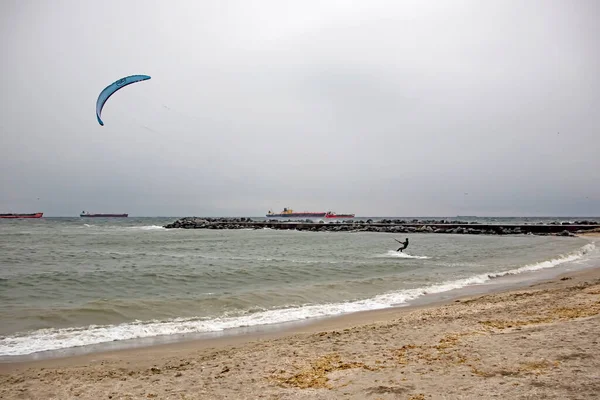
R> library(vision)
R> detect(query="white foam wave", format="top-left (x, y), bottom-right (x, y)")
top-left (81, 224), bottom-right (166, 231)
top-left (0, 243), bottom-right (595, 357)
top-left (375, 250), bottom-right (430, 259)
top-left (487, 242), bottom-right (596, 279)
top-left (128, 225), bottom-right (166, 231)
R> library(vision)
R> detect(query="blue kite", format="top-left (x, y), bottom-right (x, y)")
top-left (96, 75), bottom-right (151, 126)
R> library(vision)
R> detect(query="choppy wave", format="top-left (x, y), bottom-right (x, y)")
top-left (487, 242), bottom-right (596, 279)
top-left (192, 254), bottom-right (344, 264)
top-left (128, 225), bottom-right (166, 231)
top-left (1, 242), bottom-right (595, 357)
top-left (375, 250), bottom-right (430, 259)
top-left (82, 224), bottom-right (166, 231)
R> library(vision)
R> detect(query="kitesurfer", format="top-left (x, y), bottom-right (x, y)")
top-left (395, 238), bottom-right (409, 252)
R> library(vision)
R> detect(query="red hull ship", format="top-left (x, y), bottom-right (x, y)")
top-left (0, 212), bottom-right (43, 219)
top-left (325, 211), bottom-right (355, 219)
top-left (80, 211), bottom-right (128, 218)
top-left (266, 208), bottom-right (355, 219)
top-left (266, 208), bottom-right (326, 218)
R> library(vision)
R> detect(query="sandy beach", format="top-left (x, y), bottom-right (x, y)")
top-left (4, 0), bottom-right (600, 397)
top-left (1, 262), bottom-right (599, 400)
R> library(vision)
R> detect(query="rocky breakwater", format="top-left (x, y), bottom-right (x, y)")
top-left (165, 217), bottom-right (257, 230)
top-left (163, 218), bottom-right (600, 236)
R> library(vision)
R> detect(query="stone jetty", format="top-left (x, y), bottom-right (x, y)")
top-left (164, 217), bottom-right (600, 236)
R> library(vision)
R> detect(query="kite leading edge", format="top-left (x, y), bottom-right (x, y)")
top-left (96, 75), bottom-right (151, 126)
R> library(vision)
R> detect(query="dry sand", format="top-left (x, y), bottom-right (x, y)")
top-left (580, 231), bottom-right (600, 237)
top-left (1, 267), bottom-right (600, 400)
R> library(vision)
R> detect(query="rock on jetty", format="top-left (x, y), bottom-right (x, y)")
top-left (163, 217), bottom-right (600, 236)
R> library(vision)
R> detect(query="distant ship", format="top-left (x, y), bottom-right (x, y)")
top-left (0, 212), bottom-right (43, 219)
top-left (80, 211), bottom-right (128, 218)
top-left (266, 208), bottom-right (326, 218)
top-left (325, 211), bottom-right (355, 219)
top-left (266, 208), bottom-right (356, 219)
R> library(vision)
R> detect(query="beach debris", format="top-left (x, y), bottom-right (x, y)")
top-left (366, 384), bottom-right (414, 395)
top-left (471, 359), bottom-right (560, 378)
top-left (480, 299), bottom-right (600, 331)
top-left (273, 353), bottom-right (378, 389)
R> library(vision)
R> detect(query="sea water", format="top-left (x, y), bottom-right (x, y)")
top-left (0, 217), bottom-right (598, 359)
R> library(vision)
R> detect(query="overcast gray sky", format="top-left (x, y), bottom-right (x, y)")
top-left (1, 0), bottom-right (598, 217)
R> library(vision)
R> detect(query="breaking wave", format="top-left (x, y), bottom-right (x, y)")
top-left (0, 243), bottom-right (595, 357)
top-left (375, 250), bottom-right (430, 259)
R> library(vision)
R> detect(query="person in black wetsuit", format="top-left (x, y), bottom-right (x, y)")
top-left (395, 238), bottom-right (409, 252)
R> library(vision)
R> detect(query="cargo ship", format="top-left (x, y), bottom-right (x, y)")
top-left (80, 211), bottom-right (128, 218)
top-left (0, 212), bottom-right (43, 219)
top-left (266, 208), bottom-right (326, 218)
top-left (325, 211), bottom-right (355, 219)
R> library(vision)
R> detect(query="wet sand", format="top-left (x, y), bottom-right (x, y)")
top-left (1, 264), bottom-right (600, 399)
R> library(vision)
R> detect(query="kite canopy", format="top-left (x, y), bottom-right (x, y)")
top-left (96, 75), bottom-right (151, 126)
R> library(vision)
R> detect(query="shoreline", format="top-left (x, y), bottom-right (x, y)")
top-left (1, 266), bottom-right (599, 399)
top-left (1, 235), bottom-right (598, 366)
